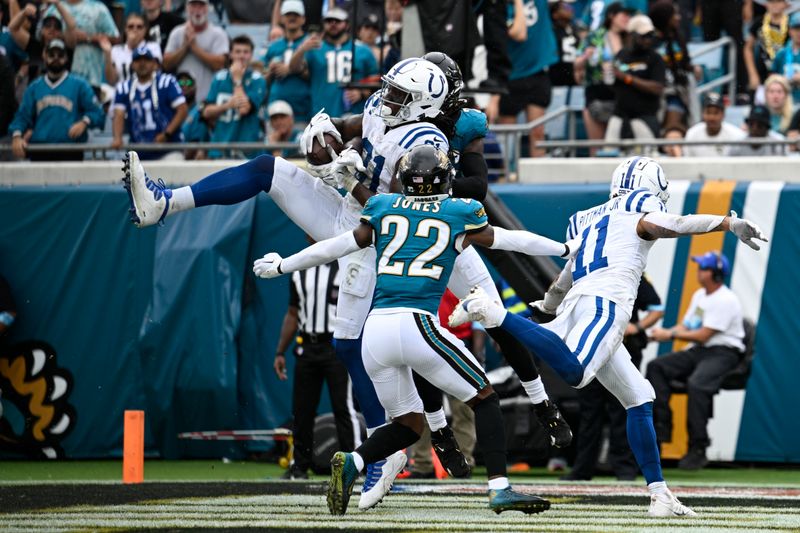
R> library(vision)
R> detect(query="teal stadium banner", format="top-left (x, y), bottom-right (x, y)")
top-left (0, 182), bottom-right (798, 462)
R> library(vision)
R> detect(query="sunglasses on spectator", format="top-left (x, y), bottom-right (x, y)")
top-left (46, 50), bottom-right (67, 58)
top-left (178, 79), bottom-right (195, 87)
top-left (127, 23), bottom-right (145, 29)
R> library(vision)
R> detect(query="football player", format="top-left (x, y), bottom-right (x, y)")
top-left (449, 156), bottom-right (767, 517)
top-left (252, 144), bottom-right (578, 515)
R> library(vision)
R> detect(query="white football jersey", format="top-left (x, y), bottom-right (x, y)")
top-left (566, 188), bottom-right (666, 318)
top-left (343, 93), bottom-right (449, 213)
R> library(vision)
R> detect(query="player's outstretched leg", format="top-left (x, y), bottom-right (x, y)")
top-left (122, 151), bottom-right (277, 227)
top-left (450, 286), bottom-right (584, 386)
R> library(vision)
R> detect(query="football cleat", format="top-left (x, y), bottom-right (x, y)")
top-left (533, 400), bottom-right (573, 448)
top-left (448, 286), bottom-right (506, 329)
top-left (488, 487), bottom-right (550, 514)
top-left (358, 450), bottom-right (407, 511)
top-left (648, 489), bottom-right (697, 517)
top-left (431, 426), bottom-right (472, 478)
top-left (361, 458), bottom-right (385, 494)
top-left (122, 150), bottom-right (172, 227)
top-left (327, 451), bottom-right (359, 516)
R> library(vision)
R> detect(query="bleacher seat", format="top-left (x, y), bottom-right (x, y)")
top-left (688, 41), bottom-right (725, 85)
top-left (725, 105), bottom-right (750, 129)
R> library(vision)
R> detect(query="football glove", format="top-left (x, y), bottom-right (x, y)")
top-left (331, 148), bottom-right (366, 192)
top-left (728, 210), bottom-right (768, 251)
top-left (299, 109), bottom-right (342, 154)
top-left (253, 252), bottom-right (284, 279)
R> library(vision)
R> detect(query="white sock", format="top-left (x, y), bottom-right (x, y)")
top-left (488, 477), bottom-right (510, 490)
top-left (170, 186), bottom-right (196, 214)
top-left (351, 452), bottom-right (365, 472)
top-left (486, 305), bottom-right (508, 328)
top-left (522, 377), bottom-right (549, 404)
top-left (425, 409), bottom-right (447, 432)
top-left (648, 481), bottom-right (668, 495)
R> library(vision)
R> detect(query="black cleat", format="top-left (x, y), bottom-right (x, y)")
top-left (533, 400), bottom-right (573, 448)
top-left (431, 426), bottom-right (472, 478)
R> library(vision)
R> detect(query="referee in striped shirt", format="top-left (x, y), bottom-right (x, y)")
top-left (274, 258), bottom-right (359, 479)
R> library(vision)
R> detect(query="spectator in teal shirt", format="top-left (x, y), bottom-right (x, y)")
top-left (771, 12), bottom-right (800, 102)
top-left (266, 100), bottom-right (303, 158)
top-left (203, 35), bottom-right (267, 158)
top-left (288, 7), bottom-right (378, 118)
top-left (264, 0), bottom-right (312, 122)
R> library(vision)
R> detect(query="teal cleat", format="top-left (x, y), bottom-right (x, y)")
top-left (327, 451), bottom-right (360, 515)
top-left (488, 487), bottom-right (550, 515)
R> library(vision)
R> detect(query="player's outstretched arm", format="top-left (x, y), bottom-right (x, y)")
top-left (638, 210), bottom-right (768, 250)
top-left (451, 138), bottom-right (489, 202)
top-left (253, 224), bottom-right (373, 278)
top-left (464, 226), bottom-right (578, 258)
top-left (531, 259), bottom-right (574, 316)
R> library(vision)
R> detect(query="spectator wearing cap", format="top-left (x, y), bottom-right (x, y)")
top-left (263, 0), bottom-right (312, 122)
top-left (163, 0), bottom-right (229, 102)
top-left (102, 13), bottom-right (162, 86)
top-left (771, 12), bottom-right (800, 102)
top-left (141, 0), bottom-right (185, 53)
top-left (604, 14), bottom-right (666, 151)
top-left (111, 46), bottom-right (188, 159)
top-left (7, 0), bottom-right (77, 75)
top-left (573, 2), bottom-right (631, 156)
top-left (289, 7), bottom-right (378, 118)
top-left (581, 0), bottom-right (644, 32)
top-left (9, 39), bottom-right (103, 161)
top-left (203, 35), bottom-right (267, 158)
top-left (647, 251), bottom-right (746, 471)
top-left (684, 93), bottom-right (747, 157)
top-left (43, 0), bottom-right (120, 90)
top-left (491, 0), bottom-right (558, 157)
top-left (266, 100), bottom-right (303, 158)
top-left (745, 0), bottom-right (789, 95)
top-left (730, 104), bottom-right (787, 155)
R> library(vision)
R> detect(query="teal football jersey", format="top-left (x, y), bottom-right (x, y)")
top-left (361, 194), bottom-right (489, 315)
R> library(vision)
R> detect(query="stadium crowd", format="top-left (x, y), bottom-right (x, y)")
top-left (2, 0), bottom-right (800, 163)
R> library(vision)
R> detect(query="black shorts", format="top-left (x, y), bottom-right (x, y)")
top-left (499, 70), bottom-right (552, 116)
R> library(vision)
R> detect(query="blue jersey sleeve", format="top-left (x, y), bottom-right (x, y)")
top-left (566, 213), bottom-right (579, 240)
top-left (398, 125), bottom-right (449, 152)
top-left (8, 82), bottom-right (36, 135)
top-left (160, 74), bottom-right (184, 107)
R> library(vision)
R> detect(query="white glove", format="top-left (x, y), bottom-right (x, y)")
top-left (728, 210), bottom-right (768, 251)
top-left (299, 108), bottom-right (343, 154)
top-left (253, 252), bottom-right (284, 278)
top-left (530, 299), bottom-right (557, 316)
top-left (331, 148), bottom-right (367, 192)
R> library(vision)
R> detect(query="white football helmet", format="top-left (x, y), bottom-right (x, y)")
top-left (610, 156), bottom-right (670, 205)
top-left (377, 58), bottom-right (447, 127)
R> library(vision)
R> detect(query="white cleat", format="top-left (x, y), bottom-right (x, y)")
top-left (648, 489), bottom-right (697, 517)
top-left (358, 451), bottom-right (407, 511)
top-left (448, 285), bottom-right (505, 329)
top-left (122, 150), bottom-right (172, 227)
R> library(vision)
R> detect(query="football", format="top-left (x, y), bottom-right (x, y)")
top-left (306, 133), bottom-right (344, 166)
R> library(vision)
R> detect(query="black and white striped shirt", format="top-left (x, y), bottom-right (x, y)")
top-left (289, 262), bottom-right (340, 335)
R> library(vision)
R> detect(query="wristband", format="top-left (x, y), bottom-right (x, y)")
top-left (624, 74), bottom-right (633, 85)
top-left (275, 352), bottom-right (285, 357)
top-left (669, 330), bottom-right (676, 340)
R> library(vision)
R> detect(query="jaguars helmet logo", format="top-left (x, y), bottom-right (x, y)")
top-left (0, 341), bottom-right (76, 458)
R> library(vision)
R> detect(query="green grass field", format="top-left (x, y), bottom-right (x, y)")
top-left (2, 461), bottom-right (799, 531)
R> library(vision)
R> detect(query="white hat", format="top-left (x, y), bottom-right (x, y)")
top-left (324, 7), bottom-right (349, 21)
top-left (268, 100), bottom-right (294, 117)
top-left (627, 14), bottom-right (655, 35)
top-left (280, 0), bottom-right (305, 16)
